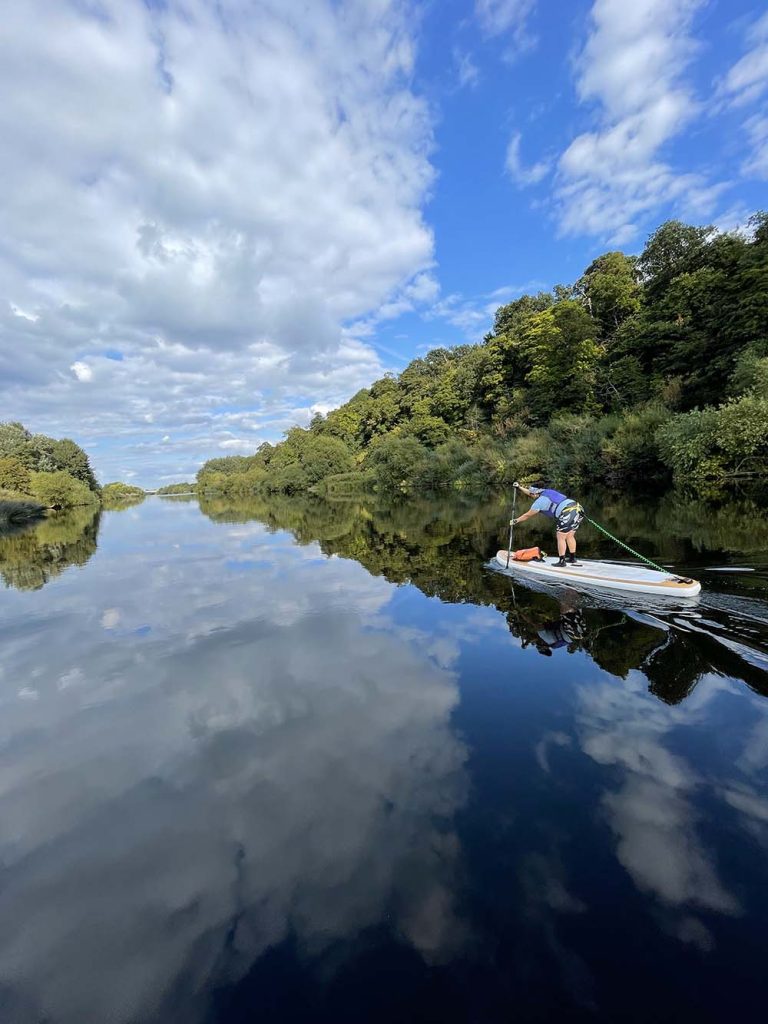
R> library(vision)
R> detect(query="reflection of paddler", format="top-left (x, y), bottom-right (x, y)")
top-left (513, 590), bottom-right (587, 656)
top-left (535, 608), bottom-right (587, 651)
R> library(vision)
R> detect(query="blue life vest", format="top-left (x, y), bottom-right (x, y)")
top-left (538, 488), bottom-right (569, 518)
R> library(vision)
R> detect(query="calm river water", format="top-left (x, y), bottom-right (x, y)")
top-left (1, 490), bottom-right (767, 1023)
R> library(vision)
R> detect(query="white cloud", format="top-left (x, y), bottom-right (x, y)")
top-left (310, 401), bottom-right (336, 417)
top-left (0, 0), bottom-right (435, 479)
top-left (505, 132), bottom-right (551, 186)
top-left (719, 11), bottom-right (768, 108)
top-left (10, 303), bottom-right (38, 323)
top-left (100, 608), bottom-right (121, 629)
top-left (712, 203), bottom-right (753, 235)
top-left (555, 0), bottom-right (723, 242)
top-left (430, 294), bottom-right (491, 336)
top-left (345, 270), bottom-right (439, 346)
top-left (718, 13), bottom-right (768, 181)
top-left (218, 437), bottom-right (255, 451)
top-left (743, 114), bottom-right (768, 178)
top-left (453, 48), bottom-right (479, 89)
top-left (70, 361), bottom-right (94, 382)
top-left (430, 280), bottom-right (547, 339)
top-left (577, 671), bottom-right (742, 922)
top-left (475, 0), bottom-right (536, 48)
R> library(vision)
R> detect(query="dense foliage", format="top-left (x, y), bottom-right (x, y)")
top-left (188, 211), bottom-right (762, 496)
top-left (27, 471), bottom-right (99, 509)
top-left (0, 422), bottom-right (99, 490)
top-left (0, 422), bottom-right (101, 508)
top-left (157, 482), bottom-right (197, 494)
top-left (102, 482), bottom-right (147, 509)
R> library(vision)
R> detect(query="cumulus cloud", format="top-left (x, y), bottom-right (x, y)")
top-left (505, 132), bottom-right (551, 186)
top-left (0, 0), bottom-right (436, 481)
top-left (70, 361), bottom-right (94, 382)
top-left (555, 0), bottom-right (724, 243)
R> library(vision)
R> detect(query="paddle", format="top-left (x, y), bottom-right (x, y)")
top-left (506, 484), bottom-right (518, 568)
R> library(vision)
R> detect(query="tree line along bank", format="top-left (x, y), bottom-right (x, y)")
top-left (197, 213), bottom-right (768, 500)
top-left (0, 422), bottom-right (197, 517)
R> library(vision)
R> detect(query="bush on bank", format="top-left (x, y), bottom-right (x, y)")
top-left (28, 471), bottom-right (100, 509)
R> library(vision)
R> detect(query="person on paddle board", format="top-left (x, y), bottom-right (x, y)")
top-left (510, 481), bottom-right (584, 567)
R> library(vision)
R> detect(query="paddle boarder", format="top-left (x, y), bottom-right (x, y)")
top-left (511, 482), bottom-right (584, 567)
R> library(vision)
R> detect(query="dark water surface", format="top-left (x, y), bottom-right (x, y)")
top-left (1, 492), bottom-right (767, 1023)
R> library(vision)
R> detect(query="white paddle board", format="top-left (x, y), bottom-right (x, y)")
top-left (495, 551), bottom-right (701, 597)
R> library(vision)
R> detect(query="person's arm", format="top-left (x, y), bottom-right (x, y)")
top-left (513, 481), bottom-right (536, 498)
top-left (512, 508), bottom-right (539, 525)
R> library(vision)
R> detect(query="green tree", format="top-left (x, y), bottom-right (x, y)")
top-left (0, 423), bottom-right (38, 468)
top-left (365, 436), bottom-right (429, 494)
top-left (157, 482), bottom-right (197, 494)
top-left (50, 438), bottom-right (100, 492)
top-left (657, 394), bottom-right (768, 480)
top-left (576, 251), bottom-right (641, 334)
top-left (730, 346), bottom-right (768, 398)
top-left (298, 435), bottom-right (355, 486)
top-left (600, 404), bottom-right (672, 484)
top-left (492, 291), bottom-right (553, 337)
top-left (610, 224), bottom-right (767, 409)
top-left (359, 376), bottom-right (402, 442)
top-left (101, 482), bottom-right (146, 508)
top-left (322, 396), bottom-right (368, 449)
top-left (517, 302), bottom-right (602, 420)
top-left (0, 423), bottom-right (99, 492)
top-left (638, 220), bottom-right (715, 294)
top-left (399, 414), bottom-right (451, 447)
top-left (28, 471), bottom-right (99, 509)
top-left (0, 457), bottom-right (32, 494)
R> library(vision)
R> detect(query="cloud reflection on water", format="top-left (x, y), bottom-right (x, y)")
top-left (0, 514), bottom-right (469, 1023)
top-left (575, 671), bottom-right (750, 947)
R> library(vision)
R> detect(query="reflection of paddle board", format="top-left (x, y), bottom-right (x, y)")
top-left (495, 551), bottom-right (701, 597)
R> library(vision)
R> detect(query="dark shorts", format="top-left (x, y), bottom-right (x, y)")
top-left (556, 504), bottom-right (584, 533)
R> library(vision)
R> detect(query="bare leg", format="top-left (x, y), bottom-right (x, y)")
top-left (556, 531), bottom-right (567, 556)
top-left (566, 533), bottom-right (576, 554)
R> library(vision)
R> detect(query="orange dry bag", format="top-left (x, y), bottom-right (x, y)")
top-left (512, 546), bottom-right (545, 562)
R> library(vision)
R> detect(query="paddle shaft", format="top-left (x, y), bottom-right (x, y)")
top-left (506, 487), bottom-right (517, 568)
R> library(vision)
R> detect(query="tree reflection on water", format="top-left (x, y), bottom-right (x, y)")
top-left (0, 507), bottom-right (101, 591)
top-left (199, 488), bottom-right (768, 704)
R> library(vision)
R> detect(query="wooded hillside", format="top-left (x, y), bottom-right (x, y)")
top-left (198, 213), bottom-right (768, 497)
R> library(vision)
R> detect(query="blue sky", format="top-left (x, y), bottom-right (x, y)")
top-left (1, 0), bottom-right (766, 484)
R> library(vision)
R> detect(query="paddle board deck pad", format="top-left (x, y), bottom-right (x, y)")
top-left (495, 551), bottom-right (701, 597)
